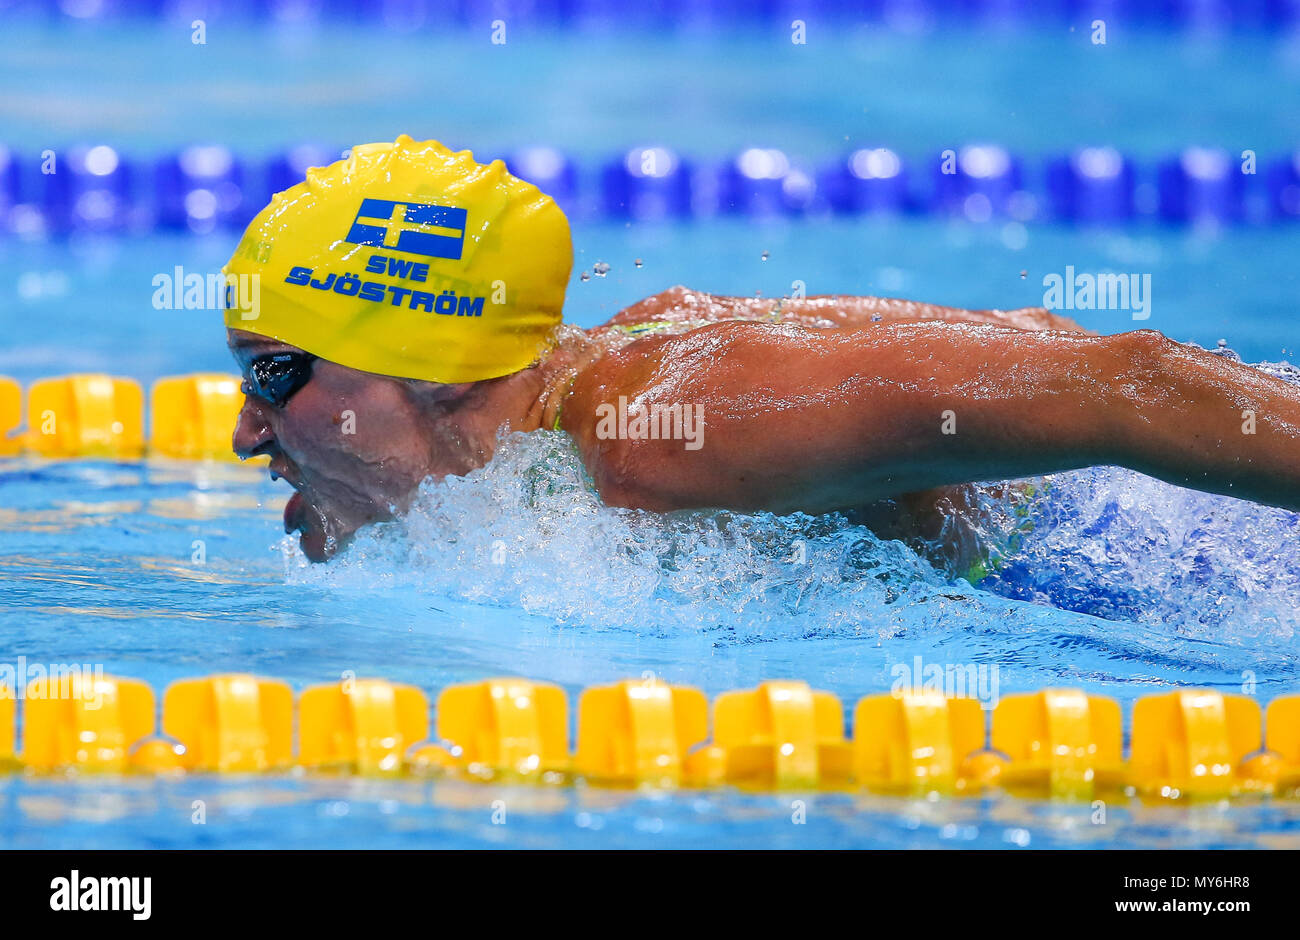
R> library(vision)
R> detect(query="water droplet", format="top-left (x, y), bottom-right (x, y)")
top-left (579, 271), bottom-right (590, 282)
top-left (1217, 338), bottom-right (1228, 348)
top-left (760, 250), bottom-right (770, 261)
top-left (1019, 270), bottom-right (1027, 279)
top-left (593, 261), bottom-right (610, 276)
top-left (633, 258), bottom-right (643, 268)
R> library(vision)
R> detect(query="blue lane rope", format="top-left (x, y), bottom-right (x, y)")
top-left (10, 0), bottom-right (1300, 33)
top-left (0, 143), bottom-right (1296, 234)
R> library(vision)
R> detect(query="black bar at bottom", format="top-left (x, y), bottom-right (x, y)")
top-left (0, 849), bottom-right (1283, 924)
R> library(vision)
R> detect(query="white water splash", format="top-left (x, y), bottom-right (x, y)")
top-left (286, 429), bottom-right (952, 637)
top-left (973, 354), bottom-right (1300, 645)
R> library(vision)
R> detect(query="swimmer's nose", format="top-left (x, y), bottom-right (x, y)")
top-left (232, 395), bottom-right (278, 460)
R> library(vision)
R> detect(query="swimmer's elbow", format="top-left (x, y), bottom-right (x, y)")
top-left (584, 436), bottom-right (715, 512)
top-left (581, 437), bottom-right (659, 510)
top-left (1108, 328), bottom-right (1179, 389)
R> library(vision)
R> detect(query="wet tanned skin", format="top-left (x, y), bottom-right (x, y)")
top-left (231, 287), bottom-right (1300, 562)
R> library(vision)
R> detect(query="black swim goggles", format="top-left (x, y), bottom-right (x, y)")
top-left (240, 352), bottom-right (318, 409)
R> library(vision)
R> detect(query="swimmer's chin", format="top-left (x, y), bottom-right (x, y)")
top-left (288, 503), bottom-right (352, 563)
top-left (297, 527), bottom-right (336, 563)
top-left (296, 516), bottom-right (362, 563)
top-left (288, 492), bottom-right (397, 563)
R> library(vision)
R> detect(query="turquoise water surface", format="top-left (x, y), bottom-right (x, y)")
top-left (2, 19), bottom-right (1300, 848)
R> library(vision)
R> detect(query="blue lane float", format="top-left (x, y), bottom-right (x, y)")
top-left (715, 148), bottom-right (814, 217)
top-left (21, 0), bottom-right (1300, 30)
top-left (1046, 147), bottom-right (1136, 224)
top-left (817, 147), bottom-right (910, 215)
top-left (1266, 152), bottom-right (1300, 221)
top-left (263, 144), bottom-right (341, 206)
top-left (1158, 146), bottom-right (1244, 223)
top-left (42, 144), bottom-right (135, 234)
top-left (602, 146), bottom-right (694, 220)
top-left (505, 146), bottom-right (579, 210)
top-left (155, 145), bottom-right (249, 233)
top-left (929, 144), bottom-right (1026, 221)
top-left (0, 146), bottom-right (21, 222)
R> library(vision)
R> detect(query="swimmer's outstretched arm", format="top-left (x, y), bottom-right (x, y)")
top-left (569, 321), bottom-right (1300, 515)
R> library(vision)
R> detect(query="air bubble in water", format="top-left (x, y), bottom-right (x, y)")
top-left (760, 250), bottom-right (770, 261)
top-left (634, 258), bottom-right (643, 268)
top-left (593, 261), bottom-right (610, 276)
top-left (579, 271), bottom-right (590, 282)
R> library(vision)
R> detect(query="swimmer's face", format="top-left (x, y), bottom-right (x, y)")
top-left (228, 329), bottom-right (444, 562)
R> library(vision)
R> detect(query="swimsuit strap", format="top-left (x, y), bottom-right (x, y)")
top-left (609, 301), bottom-right (785, 340)
top-left (551, 370), bottom-right (579, 431)
top-left (609, 318), bottom-right (707, 337)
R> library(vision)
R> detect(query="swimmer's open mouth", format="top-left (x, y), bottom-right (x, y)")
top-left (268, 458), bottom-right (302, 490)
top-left (269, 460), bottom-right (309, 535)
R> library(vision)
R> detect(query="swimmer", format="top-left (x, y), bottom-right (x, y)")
top-left (226, 137), bottom-right (1300, 562)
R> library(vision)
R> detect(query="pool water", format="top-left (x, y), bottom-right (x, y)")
top-left (3, 18), bottom-right (1300, 848)
top-left (5, 425), bottom-right (1300, 848)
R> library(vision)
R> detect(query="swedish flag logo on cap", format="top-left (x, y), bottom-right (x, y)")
top-left (345, 198), bottom-right (467, 259)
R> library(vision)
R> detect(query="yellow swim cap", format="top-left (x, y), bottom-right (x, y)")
top-left (223, 135), bottom-right (572, 384)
